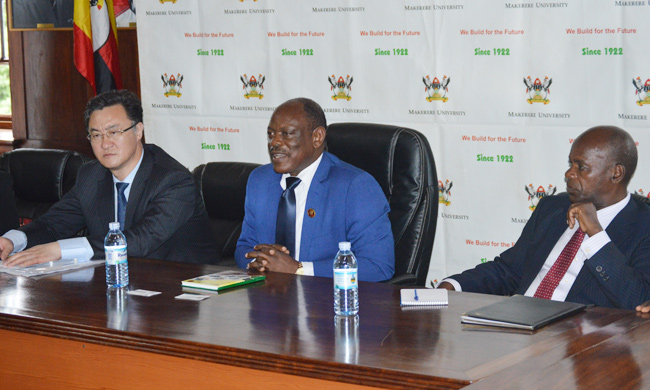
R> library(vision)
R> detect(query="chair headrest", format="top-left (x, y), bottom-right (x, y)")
top-left (0, 148), bottom-right (88, 202)
top-left (326, 123), bottom-right (437, 200)
top-left (192, 162), bottom-right (261, 220)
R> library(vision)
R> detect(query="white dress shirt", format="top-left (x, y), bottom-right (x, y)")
top-left (278, 153), bottom-right (323, 276)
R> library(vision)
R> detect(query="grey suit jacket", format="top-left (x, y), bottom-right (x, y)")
top-left (21, 144), bottom-right (219, 264)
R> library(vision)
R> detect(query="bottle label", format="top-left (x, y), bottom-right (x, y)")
top-left (334, 269), bottom-right (358, 290)
top-left (105, 245), bottom-right (127, 265)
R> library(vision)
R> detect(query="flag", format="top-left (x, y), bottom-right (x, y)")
top-left (73, 0), bottom-right (123, 95)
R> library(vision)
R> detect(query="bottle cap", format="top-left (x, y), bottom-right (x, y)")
top-left (338, 241), bottom-right (351, 251)
top-left (109, 222), bottom-right (121, 230)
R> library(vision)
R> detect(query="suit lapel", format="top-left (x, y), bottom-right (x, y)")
top-left (603, 197), bottom-right (638, 244)
top-left (97, 170), bottom-right (115, 229)
top-left (299, 153), bottom-right (332, 260)
top-left (263, 170), bottom-right (283, 245)
top-left (124, 146), bottom-right (153, 230)
top-left (518, 201), bottom-right (571, 293)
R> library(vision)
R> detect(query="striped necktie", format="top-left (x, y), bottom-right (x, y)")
top-left (534, 229), bottom-right (586, 299)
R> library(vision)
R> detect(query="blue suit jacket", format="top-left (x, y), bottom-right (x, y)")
top-left (450, 193), bottom-right (650, 309)
top-left (235, 152), bottom-right (395, 282)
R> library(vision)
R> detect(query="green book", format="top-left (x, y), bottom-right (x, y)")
top-left (181, 270), bottom-right (265, 291)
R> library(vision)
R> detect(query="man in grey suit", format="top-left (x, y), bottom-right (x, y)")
top-left (0, 90), bottom-right (218, 266)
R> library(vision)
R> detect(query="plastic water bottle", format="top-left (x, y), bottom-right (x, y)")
top-left (333, 241), bottom-right (358, 315)
top-left (105, 222), bottom-right (129, 288)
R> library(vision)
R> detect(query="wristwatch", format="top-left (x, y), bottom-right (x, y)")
top-left (295, 261), bottom-right (305, 275)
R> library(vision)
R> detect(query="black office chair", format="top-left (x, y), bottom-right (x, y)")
top-left (0, 148), bottom-right (89, 225)
top-left (327, 123), bottom-right (438, 286)
top-left (192, 162), bottom-right (261, 265)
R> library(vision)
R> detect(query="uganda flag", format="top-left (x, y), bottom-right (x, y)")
top-left (73, 0), bottom-right (123, 95)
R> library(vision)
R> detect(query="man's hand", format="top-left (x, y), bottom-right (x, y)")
top-left (245, 243), bottom-right (299, 274)
top-left (0, 237), bottom-right (14, 261)
top-left (437, 281), bottom-right (456, 291)
top-left (637, 301), bottom-right (650, 313)
top-left (3, 242), bottom-right (62, 267)
top-left (567, 202), bottom-right (603, 237)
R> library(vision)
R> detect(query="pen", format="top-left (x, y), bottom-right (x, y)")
top-left (414, 290), bottom-right (419, 301)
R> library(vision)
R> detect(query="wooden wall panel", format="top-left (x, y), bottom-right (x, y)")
top-left (8, 28), bottom-right (140, 158)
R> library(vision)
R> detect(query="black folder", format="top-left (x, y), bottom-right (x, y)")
top-left (461, 295), bottom-right (588, 331)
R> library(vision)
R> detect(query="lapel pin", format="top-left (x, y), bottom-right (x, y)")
top-left (308, 208), bottom-right (316, 218)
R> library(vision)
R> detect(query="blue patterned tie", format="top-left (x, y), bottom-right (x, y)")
top-left (275, 177), bottom-right (301, 256)
top-left (116, 182), bottom-right (129, 230)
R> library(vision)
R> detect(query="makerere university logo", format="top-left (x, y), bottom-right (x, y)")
top-left (159, 0), bottom-right (177, 3)
top-left (161, 73), bottom-right (183, 97)
top-left (523, 76), bottom-right (552, 104)
top-left (438, 179), bottom-right (453, 206)
top-left (525, 184), bottom-right (556, 211)
top-left (423, 75), bottom-right (450, 102)
top-left (633, 77), bottom-right (650, 106)
top-left (328, 75), bottom-right (353, 101)
top-left (240, 74), bottom-right (265, 99)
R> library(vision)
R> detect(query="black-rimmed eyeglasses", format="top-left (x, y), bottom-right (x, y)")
top-left (87, 122), bottom-right (137, 143)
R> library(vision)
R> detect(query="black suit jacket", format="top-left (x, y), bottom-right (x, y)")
top-left (450, 194), bottom-right (650, 309)
top-left (21, 144), bottom-right (219, 264)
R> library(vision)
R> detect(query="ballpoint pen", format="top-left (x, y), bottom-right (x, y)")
top-left (414, 290), bottom-right (419, 301)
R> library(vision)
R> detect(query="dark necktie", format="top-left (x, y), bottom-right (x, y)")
top-left (275, 177), bottom-right (301, 255)
top-left (533, 228), bottom-right (586, 299)
top-left (116, 182), bottom-right (129, 230)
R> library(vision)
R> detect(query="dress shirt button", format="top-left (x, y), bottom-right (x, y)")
top-left (595, 266), bottom-right (603, 272)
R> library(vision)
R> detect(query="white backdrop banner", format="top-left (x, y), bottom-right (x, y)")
top-left (136, 1), bottom-right (650, 286)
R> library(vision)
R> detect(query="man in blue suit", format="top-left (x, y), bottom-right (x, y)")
top-left (235, 98), bottom-right (394, 282)
top-left (439, 126), bottom-right (650, 310)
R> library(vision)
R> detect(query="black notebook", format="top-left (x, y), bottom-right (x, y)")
top-left (461, 295), bottom-right (588, 331)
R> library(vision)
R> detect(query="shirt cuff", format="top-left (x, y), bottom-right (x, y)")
top-left (2, 230), bottom-right (27, 254)
top-left (301, 261), bottom-right (314, 276)
top-left (581, 230), bottom-right (611, 259)
top-left (437, 278), bottom-right (462, 292)
top-left (58, 237), bottom-right (94, 260)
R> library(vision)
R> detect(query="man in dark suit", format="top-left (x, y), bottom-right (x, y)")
top-left (439, 126), bottom-right (650, 309)
top-left (235, 98), bottom-right (394, 282)
top-left (0, 90), bottom-right (218, 266)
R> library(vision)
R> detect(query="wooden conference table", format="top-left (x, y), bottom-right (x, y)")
top-left (0, 258), bottom-right (649, 389)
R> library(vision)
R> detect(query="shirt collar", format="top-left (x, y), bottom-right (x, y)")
top-left (596, 192), bottom-right (631, 230)
top-left (112, 149), bottom-right (145, 186)
top-left (280, 153), bottom-right (323, 190)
